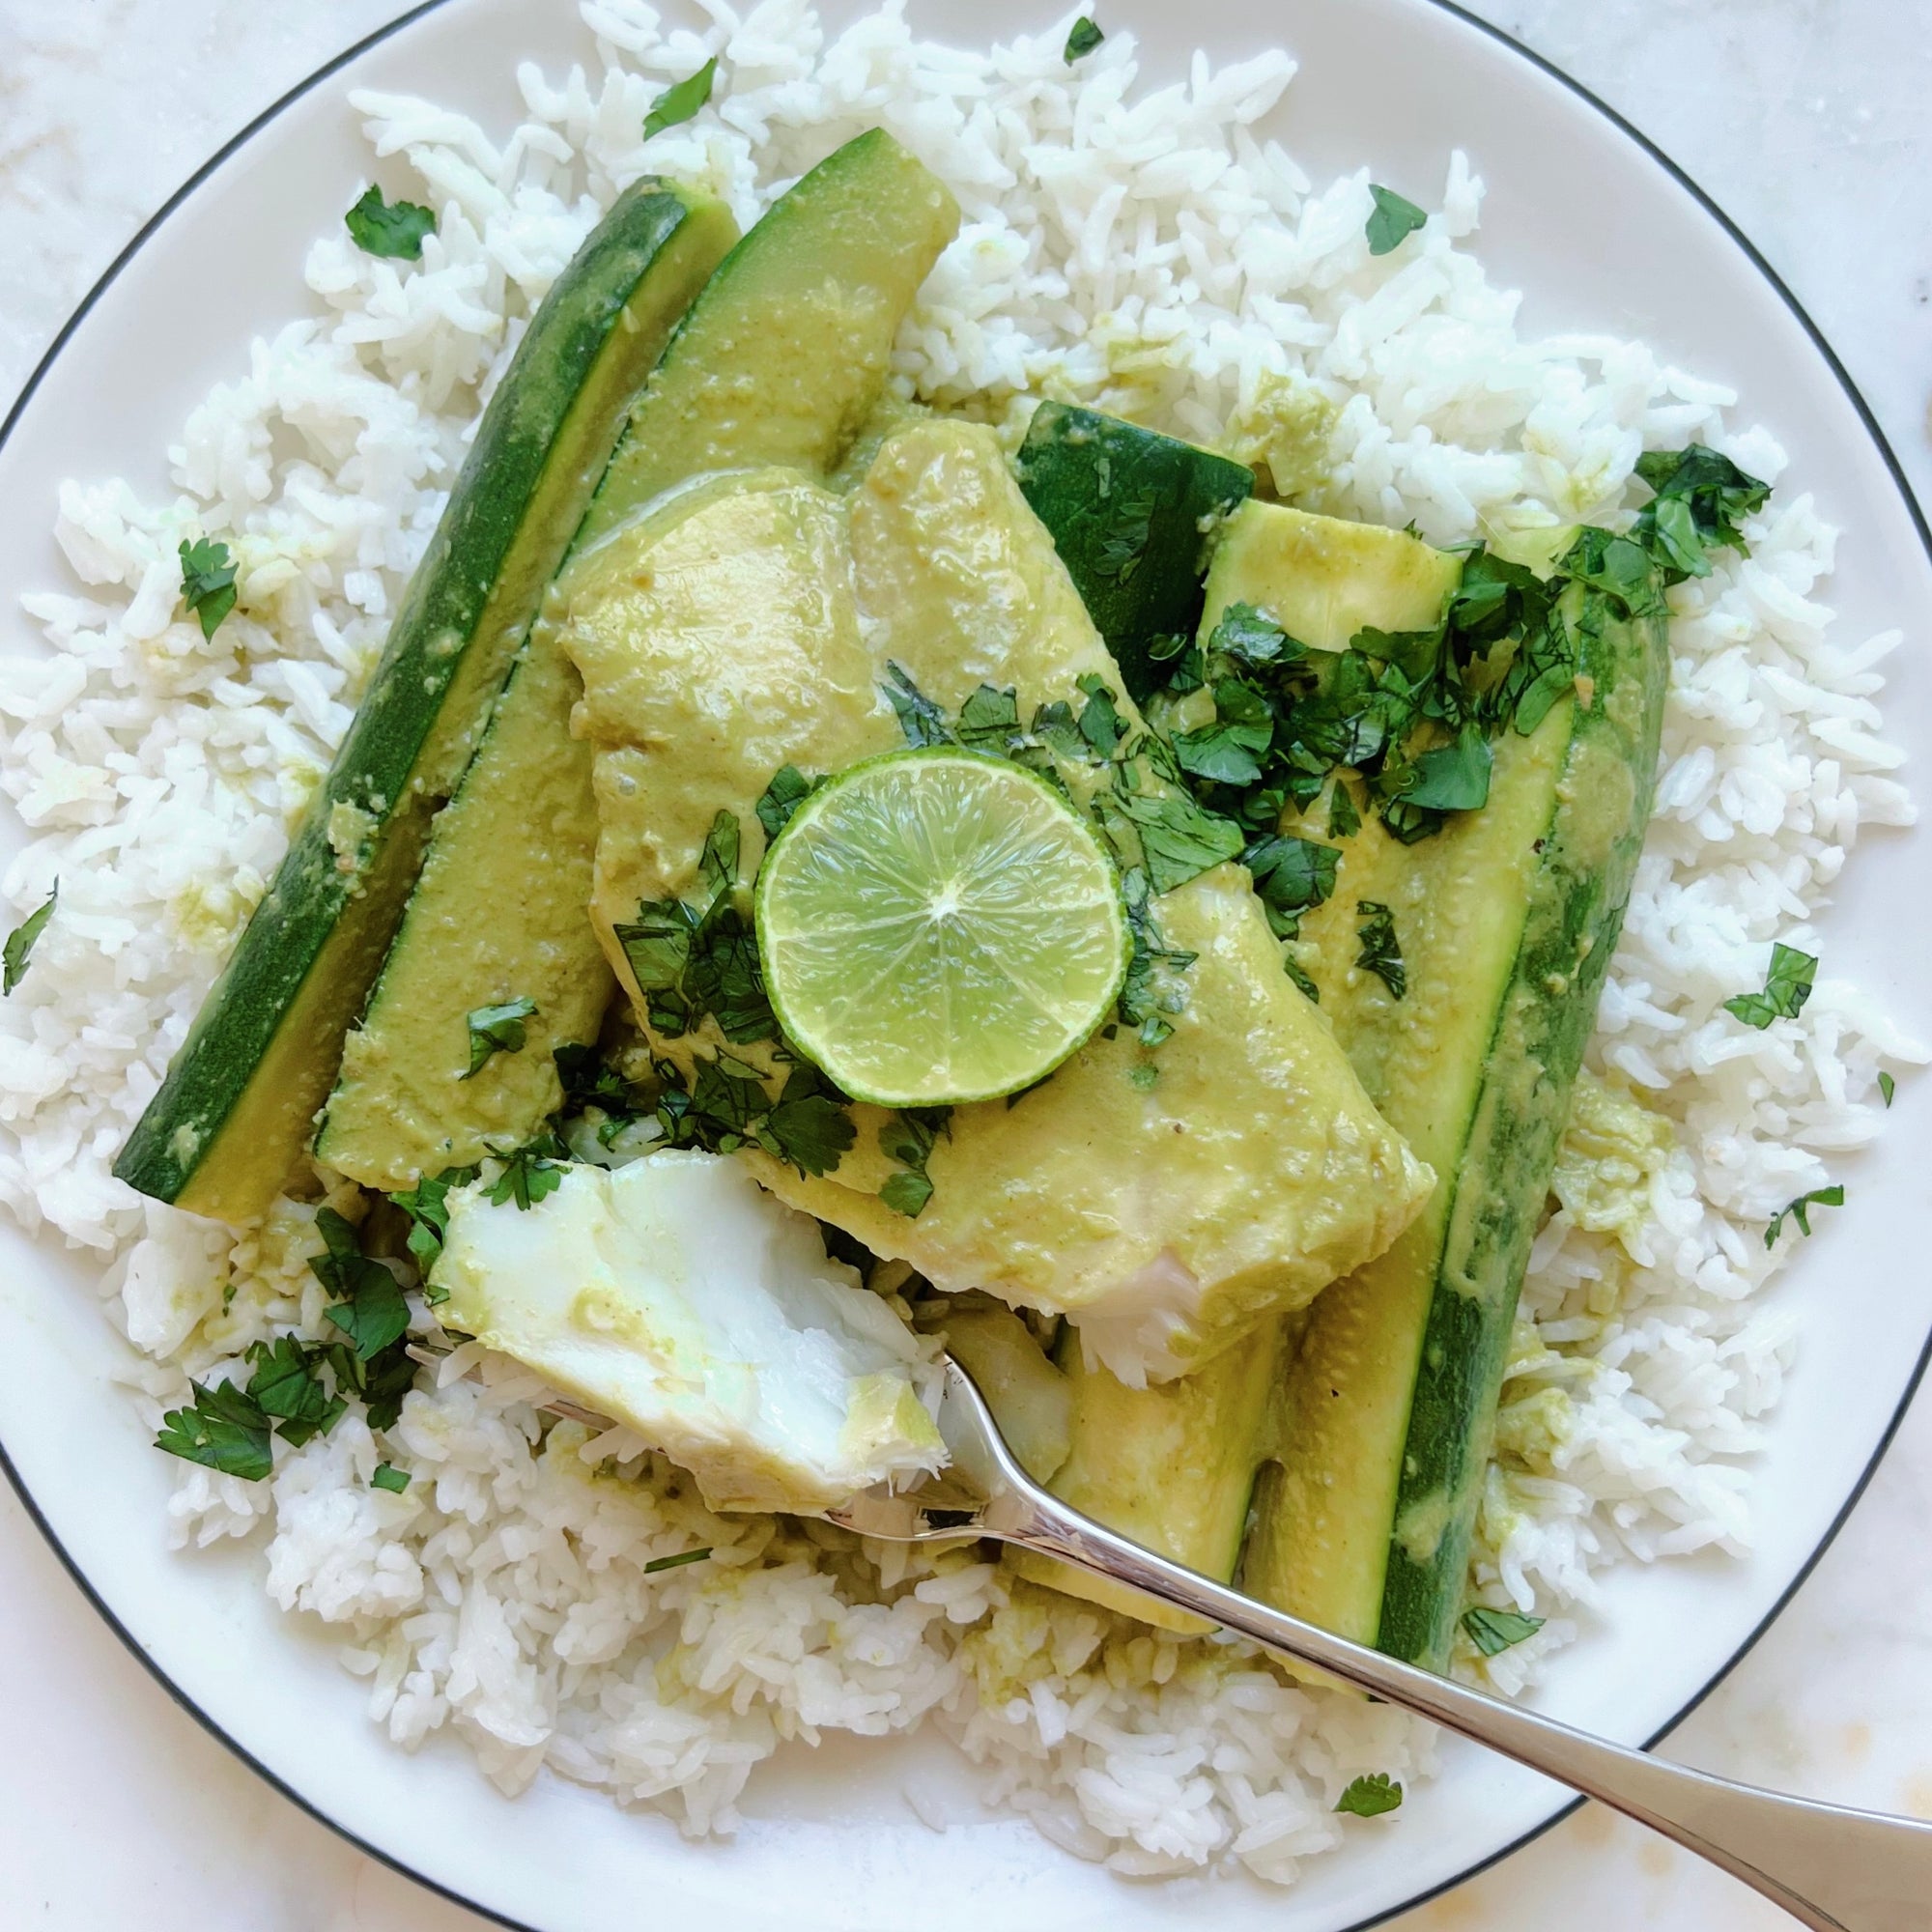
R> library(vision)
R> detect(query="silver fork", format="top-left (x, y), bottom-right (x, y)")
top-left (825, 1357), bottom-right (1932, 1931)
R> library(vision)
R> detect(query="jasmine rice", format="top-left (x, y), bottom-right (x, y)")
top-left (0, 0), bottom-right (1919, 1885)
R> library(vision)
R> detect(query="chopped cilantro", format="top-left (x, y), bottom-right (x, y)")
top-left (1174, 677), bottom-right (1274, 786)
top-left (1364, 185), bottom-right (1426, 256)
top-left (880, 1107), bottom-right (950, 1218)
top-left (1117, 867), bottom-right (1197, 1046)
top-left (1326, 779), bottom-right (1361, 840)
top-left (758, 1061), bottom-right (859, 1178)
top-left (388, 1165), bottom-right (479, 1282)
top-left (1354, 900), bottom-right (1406, 999)
top-left (1765, 1184), bottom-right (1844, 1249)
top-left (654, 1053), bottom-right (855, 1178)
top-left (1107, 778), bottom-right (1244, 895)
top-left (244, 1335), bottom-right (346, 1449)
top-left (957, 683), bottom-right (1023, 753)
top-left (1075, 673), bottom-right (1125, 757)
top-left (882, 661), bottom-right (954, 749)
top-left (644, 1546), bottom-right (713, 1573)
top-left (1463, 1605), bottom-right (1546, 1657)
top-left (463, 996), bottom-right (537, 1078)
top-left (1335, 1773), bottom-right (1403, 1817)
top-left (344, 184), bottom-right (437, 260)
top-left (371, 1463), bottom-right (412, 1494)
top-left (643, 57), bottom-right (718, 139)
top-left (1244, 835), bottom-right (1339, 940)
top-left (1631, 445), bottom-right (1771, 587)
top-left (156, 1379), bottom-right (272, 1482)
top-left (3, 882), bottom-right (56, 995)
top-left (1881, 1070), bottom-right (1896, 1108)
top-left (1723, 943), bottom-right (1816, 1029)
top-left (1063, 14), bottom-right (1105, 61)
top-left (1127, 1061), bottom-right (1159, 1092)
top-left (484, 1130), bottom-right (571, 1210)
top-left (178, 538), bottom-right (238, 639)
top-left (1208, 602), bottom-right (1294, 668)
top-left (754, 764), bottom-right (822, 841)
top-left (322, 1261), bottom-right (411, 1361)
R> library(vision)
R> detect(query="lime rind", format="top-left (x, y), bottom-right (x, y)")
top-left (754, 748), bottom-right (1130, 1107)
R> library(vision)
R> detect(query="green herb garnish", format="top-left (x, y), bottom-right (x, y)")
top-left (1630, 445), bottom-right (1771, 587)
top-left (1765, 1184), bottom-right (1844, 1249)
top-left (1327, 779), bottom-right (1361, 839)
top-left (883, 661), bottom-right (955, 749)
top-left (484, 1130), bottom-right (571, 1210)
top-left (1244, 835), bottom-right (1340, 940)
top-left (643, 57), bottom-right (718, 139)
top-left (463, 996), bottom-right (537, 1078)
top-left (178, 538), bottom-right (239, 639)
top-left (1881, 1071), bottom-right (1896, 1108)
top-left (1335, 1773), bottom-right (1404, 1817)
top-left (3, 882), bottom-right (56, 995)
top-left (388, 1165), bottom-right (480, 1282)
top-left (1063, 14), bottom-right (1105, 62)
top-left (1364, 185), bottom-right (1426, 256)
top-left (1723, 943), bottom-right (1816, 1029)
top-left (156, 1379), bottom-right (272, 1481)
top-left (754, 764), bottom-right (822, 840)
top-left (344, 184), bottom-right (437, 261)
top-left (1463, 1605), bottom-right (1546, 1657)
top-left (243, 1335), bottom-right (346, 1449)
top-left (644, 1546), bottom-right (713, 1574)
top-left (1095, 495), bottom-right (1153, 584)
top-left (1354, 900), bottom-right (1406, 999)
top-left (880, 1107), bottom-right (951, 1218)
top-left (372, 1463), bottom-right (412, 1493)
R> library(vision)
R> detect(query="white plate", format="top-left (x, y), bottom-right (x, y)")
top-left (2, 2), bottom-right (1929, 1927)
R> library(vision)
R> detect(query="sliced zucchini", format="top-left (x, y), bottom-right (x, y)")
top-left (1240, 511), bottom-right (1669, 1668)
top-left (1012, 504), bottom-right (1459, 1618)
top-left (314, 131), bottom-right (960, 1188)
top-left (115, 179), bottom-right (737, 1223)
top-left (1014, 403), bottom-right (1253, 702)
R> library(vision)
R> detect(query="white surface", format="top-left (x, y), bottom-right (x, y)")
top-left (0, 2), bottom-right (1928, 1927)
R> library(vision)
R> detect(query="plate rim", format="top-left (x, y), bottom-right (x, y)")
top-left (0, 3), bottom-right (1927, 1928)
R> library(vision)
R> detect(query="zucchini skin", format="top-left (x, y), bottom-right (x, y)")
top-left (115, 181), bottom-right (735, 1222)
top-left (1375, 585), bottom-right (1668, 1663)
top-left (1014, 403), bottom-right (1254, 703)
top-left (1249, 581), bottom-right (1669, 1668)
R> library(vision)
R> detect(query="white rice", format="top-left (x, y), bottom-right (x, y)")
top-left (0, 0), bottom-right (1920, 1887)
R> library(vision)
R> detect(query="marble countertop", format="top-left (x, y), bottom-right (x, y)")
top-left (1, 1), bottom-right (1927, 1926)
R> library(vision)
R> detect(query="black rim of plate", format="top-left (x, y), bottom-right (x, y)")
top-left (1, 3), bottom-right (1928, 1928)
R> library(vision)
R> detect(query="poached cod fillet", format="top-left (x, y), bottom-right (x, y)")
top-left (554, 418), bottom-right (1432, 1383)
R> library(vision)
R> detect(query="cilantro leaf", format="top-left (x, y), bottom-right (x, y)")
top-left (1327, 779), bottom-right (1361, 839)
top-left (1723, 944), bottom-right (1817, 1029)
top-left (156, 1379), bottom-right (272, 1482)
top-left (1632, 445), bottom-right (1771, 586)
top-left (1355, 900), bottom-right (1406, 999)
top-left (883, 661), bottom-right (954, 749)
top-left (484, 1130), bottom-right (571, 1210)
top-left (1174, 678), bottom-right (1274, 786)
top-left (1075, 673), bottom-right (1125, 757)
top-left (1116, 866), bottom-right (1197, 1044)
top-left (697, 811), bottom-right (739, 902)
top-left (178, 538), bottom-right (238, 639)
top-left (323, 1261), bottom-right (411, 1361)
top-left (1335, 1773), bottom-right (1403, 1817)
top-left (1765, 1183), bottom-right (1844, 1248)
top-left (644, 1546), bottom-right (713, 1574)
top-left (1063, 14), bottom-right (1104, 61)
top-left (1881, 1070), bottom-right (1896, 1108)
top-left (388, 1165), bottom-right (479, 1280)
top-left (372, 1463), bottom-right (412, 1493)
top-left (754, 764), bottom-right (822, 842)
top-left (760, 1062), bottom-right (858, 1178)
top-left (347, 1339), bottom-right (420, 1433)
top-left (879, 1106), bottom-right (950, 1218)
top-left (1398, 726), bottom-right (1492, 814)
top-left (1109, 781), bottom-right (1244, 895)
top-left (344, 184), bottom-right (437, 261)
top-left (1244, 835), bottom-right (1339, 939)
top-left (957, 683), bottom-right (1023, 753)
top-left (244, 1336), bottom-right (346, 1449)
top-left (1463, 1605), bottom-right (1546, 1657)
top-left (1208, 602), bottom-right (1294, 668)
top-left (463, 996), bottom-right (537, 1078)
top-left (643, 57), bottom-right (718, 139)
top-left (3, 882), bottom-right (56, 995)
top-left (1364, 185), bottom-right (1426, 256)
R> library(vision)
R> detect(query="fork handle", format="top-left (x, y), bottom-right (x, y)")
top-left (1003, 1486), bottom-right (1932, 1930)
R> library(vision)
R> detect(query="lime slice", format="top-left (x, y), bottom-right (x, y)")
top-left (755, 749), bottom-right (1129, 1107)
